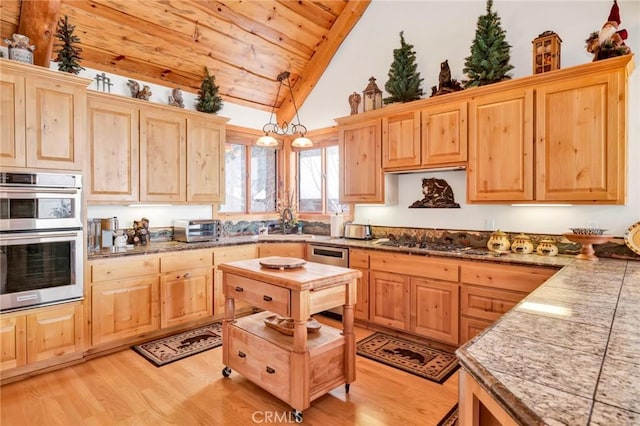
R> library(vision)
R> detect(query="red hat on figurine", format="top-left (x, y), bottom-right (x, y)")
top-left (607, 0), bottom-right (628, 41)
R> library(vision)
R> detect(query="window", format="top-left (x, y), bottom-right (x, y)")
top-left (220, 137), bottom-right (277, 214)
top-left (297, 144), bottom-right (347, 214)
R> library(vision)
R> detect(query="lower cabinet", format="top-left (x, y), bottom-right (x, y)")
top-left (370, 270), bottom-right (408, 330)
top-left (160, 250), bottom-right (213, 328)
top-left (1, 302), bottom-right (83, 378)
top-left (459, 262), bottom-right (556, 344)
top-left (409, 277), bottom-right (459, 345)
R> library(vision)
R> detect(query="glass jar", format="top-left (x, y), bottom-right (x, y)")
top-left (511, 233), bottom-right (534, 254)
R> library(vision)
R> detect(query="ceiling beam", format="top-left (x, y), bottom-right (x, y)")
top-left (276, 0), bottom-right (370, 126)
top-left (17, 0), bottom-right (61, 67)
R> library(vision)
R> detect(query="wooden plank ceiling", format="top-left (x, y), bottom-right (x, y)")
top-left (0, 0), bottom-right (369, 122)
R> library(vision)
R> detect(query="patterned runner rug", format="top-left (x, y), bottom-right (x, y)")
top-left (356, 332), bottom-right (459, 384)
top-left (437, 403), bottom-right (459, 426)
top-left (133, 323), bottom-right (222, 367)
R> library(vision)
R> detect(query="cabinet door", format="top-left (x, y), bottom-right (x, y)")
top-left (382, 110), bottom-right (421, 170)
top-left (354, 268), bottom-right (369, 321)
top-left (187, 117), bottom-right (226, 202)
top-left (535, 72), bottom-right (624, 203)
top-left (410, 277), bottom-right (459, 345)
top-left (25, 75), bottom-right (85, 170)
top-left (421, 100), bottom-right (467, 166)
top-left (161, 267), bottom-right (212, 328)
top-left (0, 315), bottom-right (26, 371)
top-left (87, 94), bottom-right (140, 201)
top-left (369, 271), bottom-right (408, 330)
top-left (467, 88), bottom-right (534, 202)
top-left (339, 119), bottom-right (383, 203)
top-left (140, 108), bottom-right (186, 202)
top-left (0, 70), bottom-right (26, 167)
top-left (26, 303), bottom-right (83, 363)
top-left (91, 277), bottom-right (160, 346)
top-left (460, 316), bottom-right (491, 345)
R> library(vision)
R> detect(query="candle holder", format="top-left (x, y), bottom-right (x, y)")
top-left (563, 233), bottom-right (613, 261)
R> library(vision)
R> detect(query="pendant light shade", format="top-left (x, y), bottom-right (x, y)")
top-left (257, 71), bottom-right (312, 148)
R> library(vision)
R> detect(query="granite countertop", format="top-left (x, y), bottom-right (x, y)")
top-left (456, 258), bottom-right (640, 425)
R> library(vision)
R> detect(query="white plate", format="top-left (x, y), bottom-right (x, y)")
top-left (624, 221), bottom-right (640, 255)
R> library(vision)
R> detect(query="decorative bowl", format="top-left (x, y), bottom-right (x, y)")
top-left (570, 228), bottom-right (608, 236)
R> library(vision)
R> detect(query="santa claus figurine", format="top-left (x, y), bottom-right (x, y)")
top-left (586, 0), bottom-right (631, 61)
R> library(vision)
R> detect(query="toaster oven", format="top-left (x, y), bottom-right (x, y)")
top-left (174, 219), bottom-right (221, 242)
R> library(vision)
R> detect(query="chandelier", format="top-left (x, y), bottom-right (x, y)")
top-left (256, 71), bottom-right (312, 148)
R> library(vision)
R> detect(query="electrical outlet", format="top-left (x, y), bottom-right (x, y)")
top-left (485, 219), bottom-right (496, 231)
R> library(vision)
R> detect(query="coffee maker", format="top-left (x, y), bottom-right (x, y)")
top-left (101, 217), bottom-right (119, 248)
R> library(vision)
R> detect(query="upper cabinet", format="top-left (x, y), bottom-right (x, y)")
top-left (1, 59), bottom-right (89, 171)
top-left (337, 117), bottom-right (384, 203)
top-left (381, 99), bottom-right (468, 171)
top-left (86, 91), bottom-right (228, 203)
top-left (467, 55), bottom-right (634, 204)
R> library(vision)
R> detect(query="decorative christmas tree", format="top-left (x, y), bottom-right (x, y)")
top-left (54, 15), bottom-right (84, 74)
top-left (463, 0), bottom-right (513, 88)
top-left (195, 67), bottom-right (223, 114)
top-left (384, 31), bottom-right (423, 104)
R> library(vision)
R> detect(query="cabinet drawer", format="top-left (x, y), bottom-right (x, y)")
top-left (224, 274), bottom-right (290, 317)
top-left (460, 263), bottom-right (555, 293)
top-left (213, 245), bottom-right (257, 265)
top-left (460, 285), bottom-right (526, 321)
top-left (228, 325), bottom-right (290, 402)
top-left (91, 256), bottom-right (160, 282)
top-left (349, 249), bottom-right (369, 269)
top-left (370, 252), bottom-right (458, 281)
top-left (161, 249), bottom-right (213, 273)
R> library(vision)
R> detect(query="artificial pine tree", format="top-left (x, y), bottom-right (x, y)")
top-left (54, 15), bottom-right (84, 74)
top-left (196, 67), bottom-right (223, 114)
top-left (384, 31), bottom-right (423, 104)
top-left (463, 0), bottom-right (514, 88)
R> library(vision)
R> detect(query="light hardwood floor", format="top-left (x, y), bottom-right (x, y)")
top-left (0, 317), bottom-right (459, 425)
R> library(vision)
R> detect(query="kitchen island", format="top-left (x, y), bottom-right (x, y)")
top-left (456, 258), bottom-right (640, 425)
top-left (218, 258), bottom-right (360, 422)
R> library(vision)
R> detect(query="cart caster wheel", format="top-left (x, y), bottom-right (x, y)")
top-left (293, 410), bottom-right (303, 423)
top-left (222, 366), bottom-right (232, 377)
top-left (345, 383), bottom-right (350, 393)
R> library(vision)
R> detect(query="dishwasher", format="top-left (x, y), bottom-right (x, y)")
top-left (307, 244), bottom-right (349, 319)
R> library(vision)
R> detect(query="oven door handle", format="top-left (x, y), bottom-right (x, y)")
top-left (0, 231), bottom-right (81, 244)
top-left (0, 189), bottom-right (80, 197)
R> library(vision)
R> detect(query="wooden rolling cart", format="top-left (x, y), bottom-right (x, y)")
top-left (219, 258), bottom-right (360, 423)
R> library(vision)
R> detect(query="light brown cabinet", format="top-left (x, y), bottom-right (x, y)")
top-left (86, 92), bottom-right (227, 203)
top-left (348, 249), bottom-right (370, 321)
top-left (410, 277), bottom-right (459, 345)
top-left (0, 59), bottom-right (88, 171)
top-left (1, 302), bottom-right (83, 380)
top-left (90, 256), bottom-right (161, 346)
top-left (160, 249), bottom-right (213, 328)
top-left (459, 262), bottom-right (556, 344)
top-left (467, 87), bottom-right (535, 202)
top-left (86, 93), bottom-right (139, 201)
top-left (337, 118), bottom-right (384, 203)
top-left (370, 270), bottom-right (408, 329)
top-left (468, 55), bottom-right (633, 204)
top-left (381, 100), bottom-right (467, 171)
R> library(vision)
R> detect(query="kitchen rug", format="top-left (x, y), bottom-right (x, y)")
top-left (356, 332), bottom-right (459, 384)
top-left (133, 323), bottom-right (222, 367)
top-left (437, 403), bottom-right (458, 426)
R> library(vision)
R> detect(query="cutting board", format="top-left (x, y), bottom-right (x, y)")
top-left (259, 256), bottom-right (306, 270)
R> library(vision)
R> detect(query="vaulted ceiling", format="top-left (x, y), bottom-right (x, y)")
top-left (1, 0), bottom-right (370, 122)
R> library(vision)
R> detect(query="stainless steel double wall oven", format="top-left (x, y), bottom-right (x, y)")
top-left (0, 172), bottom-right (84, 312)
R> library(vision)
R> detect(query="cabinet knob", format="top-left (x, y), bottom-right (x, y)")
top-left (238, 351), bottom-right (246, 358)
top-left (266, 366), bottom-right (275, 374)
top-left (263, 295), bottom-right (272, 302)
top-left (235, 286), bottom-right (244, 292)
top-left (183, 272), bottom-right (192, 278)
